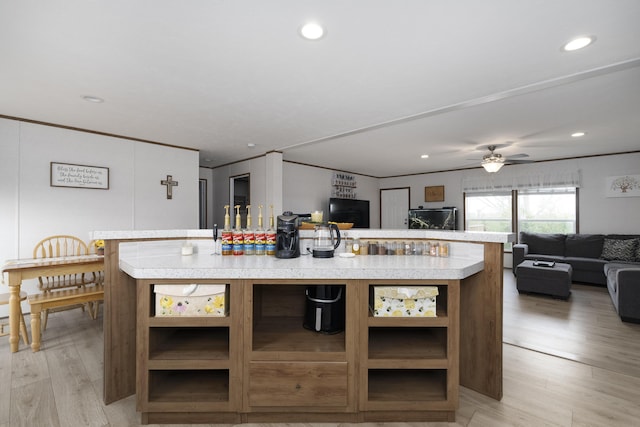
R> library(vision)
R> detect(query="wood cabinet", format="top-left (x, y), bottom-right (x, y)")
top-left (243, 281), bottom-right (357, 420)
top-left (135, 279), bottom-right (243, 424)
top-left (136, 277), bottom-right (460, 423)
top-left (360, 280), bottom-right (459, 422)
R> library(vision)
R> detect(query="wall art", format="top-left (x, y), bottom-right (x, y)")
top-left (425, 185), bottom-right (445, 202)
top-left (606, 174), bottom-right (640, 197)
top-left (50, 162), bottom-right (109, 189)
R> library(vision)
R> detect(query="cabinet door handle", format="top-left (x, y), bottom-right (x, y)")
top-left (295, 383), bottom-right (301, 390)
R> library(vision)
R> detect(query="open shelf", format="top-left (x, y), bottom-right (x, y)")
top-left (252, 316), bottom-right (345, 353)
top-left (148, 370), bottom-right (229, 403)
top-left (149, 327), bottom-right (229, 360)
top-left (251, 284), bottom-right (346, 354)
top-left (368, 327), bottom-right (447, 360)
top-left (367, 369), bottom-right (447, 402)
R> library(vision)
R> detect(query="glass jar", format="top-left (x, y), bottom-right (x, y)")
top-left (352, 238), bottom-right (361, 255)
top-left (440, 242), bottom-right (450, 257)
top-left (386, 241), bottom-right (396, 255)
top-left (369, 241), bottom-right (378, 255)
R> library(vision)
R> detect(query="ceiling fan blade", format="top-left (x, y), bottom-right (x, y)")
top-left (505, 153), bottom-right (529, 159)
top-left (505, 159), bottom-right (534, 164)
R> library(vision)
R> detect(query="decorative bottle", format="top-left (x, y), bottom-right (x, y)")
top-left (233, 205), bottom-right (244, 256)
top-left (244, 205), bottom-right (255, 255)
top-left (254, 205), bottom-right (266, 255)
top-left (265, 204), bottom-right (276, 255)
top-left (221, 206), bottom-right (233, 256)
top-left (213, 223), bottom-right (222, 255)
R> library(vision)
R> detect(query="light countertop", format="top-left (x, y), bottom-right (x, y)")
top-left (119, 240), bottom-right (484, 281)
top-left (93, 228), bottom-right (514, 244)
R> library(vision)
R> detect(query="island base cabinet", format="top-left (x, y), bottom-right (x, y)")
top-left (137, 278), bottom-right (460, 424)
top-left (248, 361), bottom-right (348, 407)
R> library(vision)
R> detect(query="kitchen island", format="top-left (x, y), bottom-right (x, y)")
top-left (94, 229), bottom-right (513, 423)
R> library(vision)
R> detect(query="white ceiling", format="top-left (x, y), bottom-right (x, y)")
top-left (2, 1), bottom-right (639, 177)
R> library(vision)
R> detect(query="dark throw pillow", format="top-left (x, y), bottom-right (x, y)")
top-left (600, 238), bottom-right (639, 262)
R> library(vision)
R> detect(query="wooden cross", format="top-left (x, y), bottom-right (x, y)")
top-left (161, 175), bottom-right (179, 199)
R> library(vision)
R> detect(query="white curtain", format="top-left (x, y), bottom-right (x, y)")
top-left (462, 168), bottom-right (581, 193)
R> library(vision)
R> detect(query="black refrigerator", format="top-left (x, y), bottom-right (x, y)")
top-left (408, 208), bottom-right (458, 230)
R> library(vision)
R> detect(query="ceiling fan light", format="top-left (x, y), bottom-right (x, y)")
top-left (481, 158), bottom-right (505, 173)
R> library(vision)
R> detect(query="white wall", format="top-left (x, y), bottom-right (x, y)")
top-left (380, 153), bottom-right (640, 234)
top-left (1, 118), bottom-right (199, 315)
top-left (210, 156), bottom-right (268, 228)
top-left (283, 162), bottom-right (381, 228)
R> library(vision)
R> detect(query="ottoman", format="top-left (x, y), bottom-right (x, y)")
top-left (515, 260), bottom-right (573, 299)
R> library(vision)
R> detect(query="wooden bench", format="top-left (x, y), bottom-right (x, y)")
top-left (28, 285), bottom-right (104, 352)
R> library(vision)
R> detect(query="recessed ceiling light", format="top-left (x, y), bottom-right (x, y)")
top-left (300, 22), bottom-right (325, 40)
top-left (562, 36), bottom-right (595, 51)
top-left (571, 132), bottom-right (586, 138)
top-left (248, 143), bottom-right (256, 148)
top-left (82, 95), bottom-right (104, 103)
top-left (420, 154), bottom-right (429, 159)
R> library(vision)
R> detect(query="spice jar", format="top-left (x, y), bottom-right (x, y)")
top-left (369, 241), bottom-right (378, 255)
top-left (352, 238), bottom-right (361, 255)
top-left (440, 242), bottom-right (449, 257)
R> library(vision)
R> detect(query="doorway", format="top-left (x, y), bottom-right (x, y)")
top-left (380, 187), bottom-right (410, 229)
top-left (230, 174), bottom-right (250, 228)
top-left (199, 178), bottom-right (207, 229)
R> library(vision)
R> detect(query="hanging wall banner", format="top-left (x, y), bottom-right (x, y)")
top-left (50, 162), bottom-right (110, 189)
top-left (606, 174), bottom-right (640, 198)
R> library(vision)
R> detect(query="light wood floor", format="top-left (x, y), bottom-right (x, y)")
top-left (1, 270), bottom-right (639, 426)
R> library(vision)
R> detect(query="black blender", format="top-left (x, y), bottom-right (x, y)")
top-left (275, 211), bottom-right (300, 258)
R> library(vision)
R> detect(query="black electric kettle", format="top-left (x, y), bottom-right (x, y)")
top-left (312, 223), bottom-right (341, 258)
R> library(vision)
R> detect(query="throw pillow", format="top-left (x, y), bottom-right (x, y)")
top-left (600, 238), bottom-right (639, 262)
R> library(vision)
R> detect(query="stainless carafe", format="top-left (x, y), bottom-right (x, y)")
top-left (312, 223), bottom-right (341, 258)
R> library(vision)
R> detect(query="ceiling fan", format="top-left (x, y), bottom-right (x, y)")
top-left (478, 144), bottom-right (532, 173)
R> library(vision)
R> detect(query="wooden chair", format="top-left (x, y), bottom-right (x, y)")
top-left (32, 235), bottom-right (102, 330)
top-left (86, 239), bottom-right (105, 319)
top-left (0, 290), bottom-right (30, 345)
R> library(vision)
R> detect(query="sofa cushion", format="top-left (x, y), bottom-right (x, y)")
top-left (565, 257), bottom-right (608, 272)
top-left (600, 238), bottom-right (639, 262)
top-left (565, 234), bottom-right (604, 258)
top-left (519, 232), bottom-right (566, 256)
top-left (604, 262), bottom-right (638, 294)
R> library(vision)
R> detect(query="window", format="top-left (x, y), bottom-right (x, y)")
top-left (517, 187), bottom-right (576, 234)
top-left (464, 187), bottom-right (578, 251)
top-left (464, 192), bottom-right (513, 233)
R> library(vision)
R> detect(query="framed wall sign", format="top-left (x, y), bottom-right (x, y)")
top-left (50, 162), bottom-right (110, 190)
top-left (425, 185), bottom-right (445, 202)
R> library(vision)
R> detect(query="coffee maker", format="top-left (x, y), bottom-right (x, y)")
top-left (275, 211), bottom-right (300, 258)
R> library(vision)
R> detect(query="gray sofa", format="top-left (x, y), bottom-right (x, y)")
top-left (513, 232), bottom-right (640, 323)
